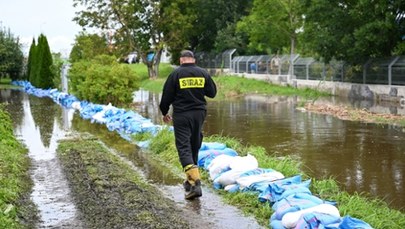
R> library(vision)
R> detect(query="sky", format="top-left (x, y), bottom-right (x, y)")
top-left (0, 0), bottom-right (83, 57)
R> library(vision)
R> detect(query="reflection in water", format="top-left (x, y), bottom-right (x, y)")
top-left (28, 96), bottom-right (56, 147)
top-left (1, 89), bottom-right (263, 228)
top-left (2, 88), bottom-right (405, 213)
top-left (9, 93), bottom-right (82, 228)
top-left (133, 91), bottom-right (405, 211)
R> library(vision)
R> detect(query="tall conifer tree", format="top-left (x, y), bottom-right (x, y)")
top-left (37, 34), bottom-right (54, 88)
top-left (28, 34), bottom-right (54, 88)
top-left (27, 38), bottom-right (36, 81)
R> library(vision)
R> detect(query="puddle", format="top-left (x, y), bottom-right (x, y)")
top-left (70, 115), bottom-right (264, 228)
top-left (2, 89), bottom-right (264, 228)
top-left (15, 93), bottom-right (83, 228)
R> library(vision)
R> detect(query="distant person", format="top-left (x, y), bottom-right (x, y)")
top-left (271, 54), bottom-right (281, 74)
top-left (258, 61), bottom-right (266, 73)
top-left (159, 50), bottom-right (217, 200)
top-left (250, 62), bottom-right (256, 73)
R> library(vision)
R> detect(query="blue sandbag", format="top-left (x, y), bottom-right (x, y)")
top-left (271, 193), bottom-right (324, 220)
top-left (198, 148), bottom-right (238, 168)
top-left (294, 212), bottom-right (341, 229)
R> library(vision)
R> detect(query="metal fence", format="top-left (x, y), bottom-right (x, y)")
top-left (198, 50), bottom-right (405, 86)
top-left (292, 56), bottom-right (405, 86)
top-left (195, 49), bottom-right (236, 69)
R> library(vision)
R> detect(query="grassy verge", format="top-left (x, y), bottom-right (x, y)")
top-left (129, 63), bottom-right (174, 92)
top-left (56, 135), bottom-right (191, 229)
top-left (0, 105), bottom-right (38, 228)
top-left (140, 128), bottom-right (405, 228)
top-left (213, 75), bottom-right (328, 100)
top-left (0, 78), bottom-right (20, 89)
top-left (131, 63), bottom-right (328, 99)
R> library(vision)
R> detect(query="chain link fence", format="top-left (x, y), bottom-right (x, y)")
top-left (197, 50), bottom-right (405, 86)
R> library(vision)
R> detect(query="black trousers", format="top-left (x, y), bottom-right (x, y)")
top-left (172, 110), bottom-right (206, 168)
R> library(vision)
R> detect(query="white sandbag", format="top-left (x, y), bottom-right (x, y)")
top-left (214, 154), bottom-right (259, 186)
top-left (208, 154), bottom-right (236, 180)
top-left (224, 184), bottom-right (238, 192)
top-left (236, 171), bottom-right (285, 190)
top-left (229, 154), bottom-right (258, 171)
top-left (214, 170), bottom-right (246, 186)
top-left (281, 204), bottom-right (340, 228)
top-left (71, 101), bottom-right (82, 110)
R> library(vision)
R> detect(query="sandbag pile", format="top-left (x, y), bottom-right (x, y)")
top-left (12, 81), bottom-right (164, 141)
top-left (198, 142), bottom-right (373, 229)
top-left (13, 80), bottom-right (373, 228)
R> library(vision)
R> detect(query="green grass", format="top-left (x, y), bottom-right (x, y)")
top-left (213, 75), bottom-right (328, 99)
top-left (128, 63), bottom-right (174, 93)
top-left (133, 63), bottom-right (328, 99)
top-left (0, 78), bottom-right (20, 89)
top-left (141, 129), bottom-right (405, 228)
top-left (0, 105), bottom-right (36, 228)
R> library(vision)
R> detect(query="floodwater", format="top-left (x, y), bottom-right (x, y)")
top-left (0, 89), bottom-right (263, 228)
top-left (1, 90), bottom-right (83, 228)
top-left (2, 88), bottom-right (405, 229)
top-left (133, 90), bottom-right (405, 212)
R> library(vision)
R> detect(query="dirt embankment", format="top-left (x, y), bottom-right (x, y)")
top-left (303, 103), bottom-right (405, 127)
top-left (57, 135), bottom-right (191, 229)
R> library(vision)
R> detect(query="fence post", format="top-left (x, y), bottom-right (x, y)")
top-left (388, 57), bottom-right (400, 86)
top-left (363, 59), bottom-right (372, 84)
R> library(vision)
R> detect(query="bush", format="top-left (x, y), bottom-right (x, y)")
top-left (69, 55), bottom-right (140, 106)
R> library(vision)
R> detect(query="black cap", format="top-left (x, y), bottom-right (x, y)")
top-left (180, 50), bottom-right (194, 58)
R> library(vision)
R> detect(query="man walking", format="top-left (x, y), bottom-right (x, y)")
top-left (159, 50), bottom-right (217, 199)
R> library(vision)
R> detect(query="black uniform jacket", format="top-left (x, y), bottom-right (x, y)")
top-left (159, 63), bottom-right (217, 115)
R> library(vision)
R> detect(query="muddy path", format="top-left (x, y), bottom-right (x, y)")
top-left (69, 116), bottom-right (264, 229)
top-left (57, 135), bottom-right (192, 229)
top-left (4, 91), bottom-right (263, 229)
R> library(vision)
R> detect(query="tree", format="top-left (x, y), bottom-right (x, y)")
top-left (0, 25), bottom-right (24, 80)
top-left (26, 38), bottom-right (36, 80)
top-left (187, 0), bottom-right (252, 53)
top-left (73, 0), bottom-right (167, 79)
top-left (69, 55), bottom-right (139, 106)
top-left (160, 0), bottom-right (198, 64)
top-left (69, 32), bottom-right (110, 63)
top-left (301, 0), bottom-right (405, 64)
top-left (37, 34), bottom-right (54, 88)
top-left (237, 0), bottom-right (304, 77)
top-left (28, 34), bottom-right (54, 88)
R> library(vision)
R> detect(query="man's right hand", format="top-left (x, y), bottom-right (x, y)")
top-left (163, 114), bottom-right (172, 123)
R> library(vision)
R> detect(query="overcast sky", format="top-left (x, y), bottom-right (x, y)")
top-left (0, 0), bottom-right (82, 57)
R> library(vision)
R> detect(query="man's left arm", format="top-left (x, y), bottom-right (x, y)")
top-left (204, 75), bottom-right (217, 98)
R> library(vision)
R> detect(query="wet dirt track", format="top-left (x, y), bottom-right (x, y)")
top-left (1, 89), bottom-right (264, 228)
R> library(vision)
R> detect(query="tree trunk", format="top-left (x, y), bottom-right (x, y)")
top-left (145, 48), bottom-right (163, 80)
top-left (289, 36), bottom-right (295, 81)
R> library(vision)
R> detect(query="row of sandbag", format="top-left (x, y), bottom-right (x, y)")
top-left (197, 142), bottom-right (373, 229)
top-left (13, 81), bottom-right (373, 228)
top-left (12, 81), bottom-right (163, 142)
